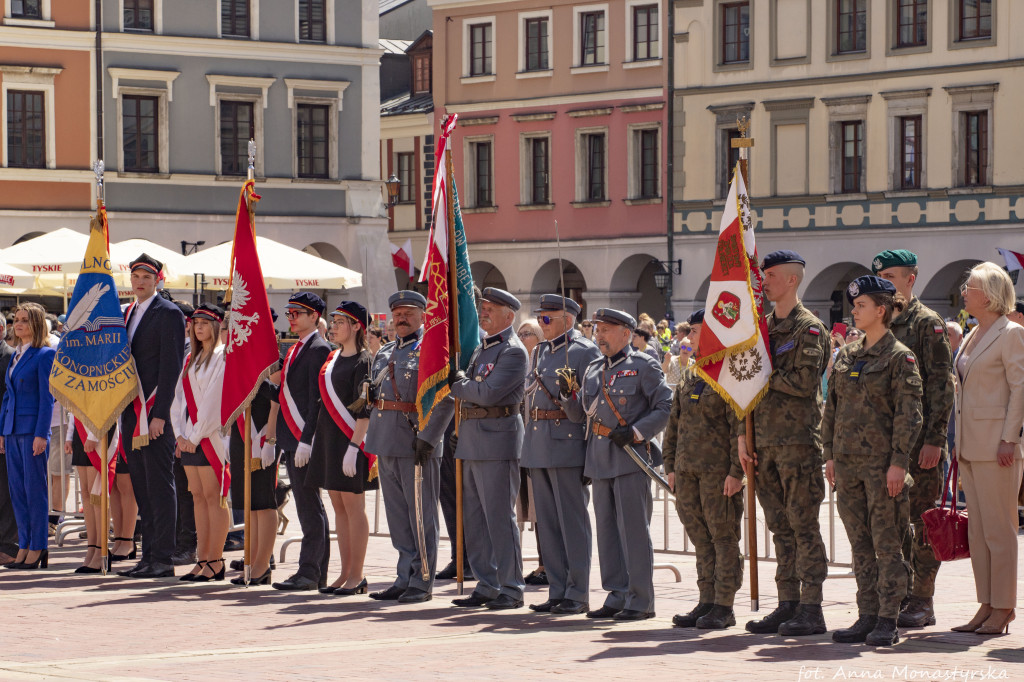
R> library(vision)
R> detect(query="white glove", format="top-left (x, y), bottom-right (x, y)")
top-left (294, 442), bottom-right (312, 467)
top-left (260, 441), bottom-right (277, 469)
top-left (343, 444), bottom-right (360, 477)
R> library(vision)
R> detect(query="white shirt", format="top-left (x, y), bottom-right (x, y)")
top-left (127, 294), bottom-right (156, 342)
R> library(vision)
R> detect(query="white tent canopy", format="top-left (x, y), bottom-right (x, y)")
top-left (182, 236), bottom-right (362, 291)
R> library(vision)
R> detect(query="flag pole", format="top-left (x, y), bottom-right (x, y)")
top-left (99, 434), bottom-right (110, 576)
top-left (243, 139), bottom-right (256, 585)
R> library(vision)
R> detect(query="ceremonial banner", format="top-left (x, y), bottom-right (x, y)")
top-left (416, 114), bottom-right (480, 430)
top-left (695, 164), bottom-right (772, 418)
top-left (391, 238), bottom-right (414, 281)
top-left (221, 180), bottom-right (279, 429)
top-left (49, 206), bottom-right (139, 436)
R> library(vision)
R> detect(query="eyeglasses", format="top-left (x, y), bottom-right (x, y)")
top-left (284, 310), bottom-right (309, 319)
top-left (959, 284), bottom-right (981, 295)
top-left (518, 331), bottom-right (536, 339)
top-left (539, 315), bottom-right (563, 325)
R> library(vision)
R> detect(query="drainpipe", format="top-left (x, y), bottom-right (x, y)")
top-left (95, 0), bottom-right (103, 163)
top-left (663, 0), bottom-right (675, 321)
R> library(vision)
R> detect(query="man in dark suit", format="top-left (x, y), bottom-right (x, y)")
top-left (117, 255), bottom-right (185, 579)
top-left (0, 317), bottom-right (17, 565)
top-left (272, 292), bottom-right (332, 591)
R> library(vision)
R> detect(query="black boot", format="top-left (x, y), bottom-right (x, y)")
top-left (832, 614), bottom-right (878, 643)
top-left (779, 604), bottom-right (827, 636)
top-left (673, 602), bottom-right (714, 628)
top-left (865, 617), bottom-right (900, 646)
top-left (897, 596), bottom-right (935, 627)
top-left (696, 604), bottom-right (736, 629)
top-left (745, 600), bottom-right (799, 634)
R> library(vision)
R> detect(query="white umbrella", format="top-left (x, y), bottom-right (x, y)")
top-left (182, 236), bottom-right (362, 290)
top-left (109, 239), bottom-right (193, 289)
top-left (0, 261), bottom-right (38, 291)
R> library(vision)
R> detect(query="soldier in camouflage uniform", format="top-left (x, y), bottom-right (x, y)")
top-left (741, 250), bottom-right (830, 637)
top-left (871, 250), bottom-right (955, 628)
top-left (664, 309), bottom-right (746, 630)
top-left (823, 276), bottom-right (923, 647)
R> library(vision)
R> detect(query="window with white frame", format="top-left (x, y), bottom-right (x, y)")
top-left (572, 4), bottom-right (608, 68)
top-left (5, 0), bottom-right (53, 26)
top-left (298, 0), bottom-right (325, 42)
top-left (518, 11), bottom-right (552, 74)
top-left (465, 19), bottom-right (494, 77)
top-left (0, 65), bottom-right (58, 169)
top-left (207, 75), bottom-right (272, 178)
top-left (882, 88), bottom-right (928, 191)
top-left (221, 0), bottom-right (251, 38)
top-left (574, 127), bottom-right (608, 203)
top-left (946, 83), bottom-right (996, 188)
top-left (463, 136), bottom-right (494, 208)
top-left (627, 124), bottom-right (660, 200)
top-left (519, 133), bottom-right (550, 205)
top-left (122, 0), bottom-right (155, 32)
top-left (285, 78), bottom-right (347, 180)
top-left (110, 68), bottom-right (177, 175)
top-left (396, 152), bottom-right (415, 203)
top-left (627, 1), bottom-right (660, 62)
top-left (823, 94), bottom-right (870, 195)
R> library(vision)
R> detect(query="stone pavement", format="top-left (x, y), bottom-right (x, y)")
top-left (2, 489), bottom-right (1022, 681)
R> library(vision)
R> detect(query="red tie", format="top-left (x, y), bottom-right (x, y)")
top-left (289, 340), bottom-right (304, 369)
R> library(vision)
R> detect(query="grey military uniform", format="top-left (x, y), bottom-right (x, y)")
top-left (451, 325), bottom-right (529, 600)
top-left (563, 345), bottom-right (672, 613)
top-left (365, 328), bottom-right (453, 593)
top-left (522, 330), bottom-right (601, 604)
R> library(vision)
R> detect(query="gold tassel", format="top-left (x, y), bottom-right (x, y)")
top-left (367, 459), bottom-right (379, 483)
top-left (90, 493), bottom-right (101, 506)
top-left (251, 457), bottom-right (263, 471)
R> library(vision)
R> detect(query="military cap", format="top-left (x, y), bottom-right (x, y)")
top-left (481, 287), bottom-right (521, 312)
top-left (330, 300), bottom-right (369, 329)
top-left (533, 294), bottom-right (581, 317)
top-left (57, 314), bottom-right (66, 324)
top-left (388, 290), bottom-right (427, 310)
top-left (191, 303), bottom-right (224, 323)
top-left (871, 249), bottom-right (918, 274)
top-left (1015, 300), bottom-right (1024, 316)
top-left (762, 250), bottom-right (806, 270)
top-left (174, 300), bottom-right (196, 318)
top-left (687, 309), bottom-right (705, 326)
top-left (286, 291), bottom-right (326, 315)
top-left (846, 275), bottom-right (897, 304)
top-left (129, 253), bottom-right (163, 277)
top-left (592, 308), bottom-right (636, 330)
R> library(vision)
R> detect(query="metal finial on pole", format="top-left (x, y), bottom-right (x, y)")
top-left (247, 139), bottom-right (255, 182)
top-left (93, 159), bottom-right (105, 206)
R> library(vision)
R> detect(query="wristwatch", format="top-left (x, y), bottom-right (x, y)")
top-left (266, 437), bottom-right (277, 445)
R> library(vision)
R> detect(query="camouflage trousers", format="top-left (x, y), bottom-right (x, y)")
top-left (754, 446), bottom-right (828, 604)
top-left (835, 458), bottom-right (911, 619)
top-left (899, 456), bottom-right (942, 598)
top-left (673, 470), bottom-right (744, 607)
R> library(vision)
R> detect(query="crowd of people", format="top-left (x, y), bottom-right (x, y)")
top-left (1, 249), bottom-right (1022, 646)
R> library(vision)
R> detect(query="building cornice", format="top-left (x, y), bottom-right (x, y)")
top-left (102, 33), bottom-right (383, 66)
top-left (445, 87), bottom-right (663, 114)
top-left (0, 26), bottom-right (94, 49)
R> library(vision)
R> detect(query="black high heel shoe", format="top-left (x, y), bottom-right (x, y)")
top-left (75, 545), bottom-right (103, 574)
top-left (231, 568), bottom-right (272, 586)
top-left (108, 537), bottom-right (137, 562)
top-left (194, 558), bottom-right (226, 583)
top-left (17, 550), bottom-right (48, 570)
top-left (334, 578), bottom-right (368, 596)
top-left (179, 561), bottom-right (207, 582)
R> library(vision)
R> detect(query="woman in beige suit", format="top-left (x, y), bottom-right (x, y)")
top-left (952, 262), bottom-right (1024, 635)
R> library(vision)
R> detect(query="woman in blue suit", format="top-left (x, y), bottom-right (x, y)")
top-left (1, 303), bottom-right (56, 570)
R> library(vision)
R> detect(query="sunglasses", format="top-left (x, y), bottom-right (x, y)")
top-left (538, 315), bottom-right (564, 325)
top-left (581, 322), bottom-right (593, 328)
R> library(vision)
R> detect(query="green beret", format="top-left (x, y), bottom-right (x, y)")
top-left (872, 249), bottom-right (917, 274)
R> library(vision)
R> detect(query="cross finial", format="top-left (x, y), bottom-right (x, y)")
top-left (93, 159), bottom-right (105, 204)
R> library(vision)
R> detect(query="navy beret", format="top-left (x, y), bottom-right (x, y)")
top-left (287, 291), bottom-right (325, 315)
top-left (762, 250), bottom-right (805, 270)
top-left (846, 275), bottom-right (897, 304)
top-left (533, 294), bottom-right (581, 317)
top-left (592, 308), bottom-right (636, 330)
top-left (687, 309), bottom-right (705, 326)
top-left (330, 300), bottom-right (369, 329)
top-left (481, 287), bottom-right (521, 312)
top-left (388, 290), bottom-right (427, 310)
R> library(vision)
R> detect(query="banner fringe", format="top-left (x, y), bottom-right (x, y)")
top-left (51, 388), bottom-right (136, 446)
top-left (694, 363), bottom-right (771, 420)
top-left (416, 366), bottom-right (451, 430)
top-left (220, 361), bottom-right (278, 436)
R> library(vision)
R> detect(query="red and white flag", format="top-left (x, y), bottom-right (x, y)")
top-left (221, 180), bottom-right (280, 429)
top-left (997, 248), bottom-right (1024, 273)
top-left (695, 164), bottom-right (772, 418)
top-left (391, 238), bottom-right (414, 281)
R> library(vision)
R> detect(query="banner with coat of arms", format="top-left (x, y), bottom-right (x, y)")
top-left (694, 163), bottom-right (772, 418)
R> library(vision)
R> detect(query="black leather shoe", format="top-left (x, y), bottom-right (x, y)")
top-left (171, 550), bottom-right (197, 567)
top-left (897, 596), bottom-right (936, 628)
top-left (524, 569), bottom-right (548, 585)
top-left (436, 561), bottom-right (457, 580)
top-left (130, 562), bottom-right (175, 579)
top-left (779, 604), bottom-right (828, 636)
top-left (551, 599), bottom-right (589, 615)
top-left (833, 614), bottom-right (878, 643)
top-left (485, 594), bottom-right (524, 610)
top-left (230, 556), bottom-right (275, 572)
top-left (318, 585), bottom-right (337, 594)
top-left (223, 536), bottom-right (245, 552)
top-left (116, 561), bottom-right (149, 577)
top-left (746, 600), bottom-right (799, 633)
top-left (452, 592), bottom-right (493, 608)
top-left (398, 587), bottom-right (432, 604)
top-left (272, 574), bottom-right (319, 591)
top-left (369, 585), bottom-right (406, 600)
top-left (614, 609), bottom-right (655, 621)
top-left (696, 605), bottom-right (736, 629)
top-left (865, 617), bottom-right (900, 646)
top-left (586, 605), bottom-right (622, 619)
top-left (529, 599), bottom-right (560, 613)
top-left (673, 602), bottom-right (714, 628)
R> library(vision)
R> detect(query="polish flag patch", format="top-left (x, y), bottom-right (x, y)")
top-left (808, 327), bottom-right (820, 336)
top-left (933, 325), bottom-right (945, 334)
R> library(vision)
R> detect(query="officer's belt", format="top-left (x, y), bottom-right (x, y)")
top-left (530, 407), bottom-right (566, 421)
top-left (376, 399), bottom-right (416, 413)
top-left (591, 421), bottom-right (642, 443)
top-left (461, 403), bottom-right (522, 419)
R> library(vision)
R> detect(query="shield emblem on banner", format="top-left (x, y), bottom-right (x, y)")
top-left (712, 291), bottom-right (741, 328)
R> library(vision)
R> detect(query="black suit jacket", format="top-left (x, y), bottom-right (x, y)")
top-left (275, 333), bottom-right (331, 452)
top-left (123, 295), bottom-right (185, 430)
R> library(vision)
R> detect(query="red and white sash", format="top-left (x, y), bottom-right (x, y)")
top-left (279, 340), bottom-right (306, 441)
top-left (182, 357), bottom-right (230, 502)
top-left (123, 301), bottom-right (155, 449)
top-left (74, 418), bottom-right (118, 501)
top-left (318, 350), bottom-right (377, 478)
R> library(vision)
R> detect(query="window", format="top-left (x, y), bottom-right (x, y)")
top-left (840, 121), bottom-right (863, 193)
top-left (122, 95), bottom-right (159, 173)
top-left (298, 0), bottom-right (325, 43)
top-left (584, 132), bottom-right (606, 201)
top-left (469, 23), bottom-right (493, 76)
top-left (6, 90), bottom-right (44, 168)
top-left (296, 103), bottom-right (328, 178)
top-left (397, 152), bottom-right (415, 203)
top-left (721, 128), bottom-right (743, 197)
top-left (412, 53), bottom-right (431, 94)
top-left (529, 137), bottom-right (549, 204)
top-left (721, 2), bottom-right (750, 64)
top-left (633, 5), bottom-right (658, 61)
top-left (896, 0), bottom-right (927, 48)
top-left (222, 0), bottom-right (250, 37)
top-left (898, 115), bottom-right (921, 189)
top-left (580, 11), bottom-right (605, 65)
top-left (958, 0), bottom-right (991, 40)
top-left (836, 0), bottom-right (867, 53)
top-left (219, 101), bottom-right (254, 176)
top-left (11, 0), bottom-right (41, 18)
top-left (525, 17), bottom-right (549, 71)
top-left (471, 140), bottom-right (493, 207)
top-left (638, 128), bottom-right (658, 198)
top-left (962, 111), bottom-right (988, 186)
top-left (124, 0), bottom-right (154, 31)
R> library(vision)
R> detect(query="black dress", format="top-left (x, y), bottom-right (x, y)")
top-left (229, 381), bottom-right (279, 511)
top-left (307, 350), bottom-right (377, 493)
top-left (70, 423), bottom-right (119, 469)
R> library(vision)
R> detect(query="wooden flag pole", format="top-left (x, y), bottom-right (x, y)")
top-left (99, 434), bottom-right (110, 576)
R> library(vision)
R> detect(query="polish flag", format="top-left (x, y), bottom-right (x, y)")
top-left (391, 239), bottom-right (414, 281)
top-left (997, 248), bottom-right (1024, 273)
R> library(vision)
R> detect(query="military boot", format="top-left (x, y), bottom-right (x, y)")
top-left (832, 614), bottom-right (878, 643)
top-left (778, 604), bottom-right (827, 636)
top-left (865, 617), bottom-right (900, 646)
top-left (897, 596), bottom-right (936, 627)
top-left (672, 602), bottom-right (714, 628)
top-left (696, 605), bottom-right (736, 629)
top-left (745, 600), bottom-right (799, 634)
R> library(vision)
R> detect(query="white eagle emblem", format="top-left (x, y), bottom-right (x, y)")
top-left (226, 271), bottom-right (260, 353)
top-left (872, 258), bottom-right (883, 272)
top-left (847, 281), bottom-right (860, 298)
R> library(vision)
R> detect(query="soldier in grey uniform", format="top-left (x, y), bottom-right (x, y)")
top-left (523, 294), bottom-right (601, 615)
top-left (365, 291), bottom-right (453, 604)
top-left (450, 287), bottom-right (529, 610)
top-left (562, 308), bottom-right (672, 621)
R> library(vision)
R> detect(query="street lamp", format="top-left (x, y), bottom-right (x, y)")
top-left (181, 240), bottom-right (205, 255)
top-left (651, 259), bottom-right (682, 291)
top-left (384, 174), bottom-right (401, 208)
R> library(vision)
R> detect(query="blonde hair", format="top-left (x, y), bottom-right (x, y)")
top-left (14, 303), bottom-right (48, 348)
top-left (188, 317), bottom-right (222, 371)
top-left (968, 262), bottom-right (1015, 315)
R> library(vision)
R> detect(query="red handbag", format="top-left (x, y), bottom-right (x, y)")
top-left (921, 457), bottom-right (970, 561)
